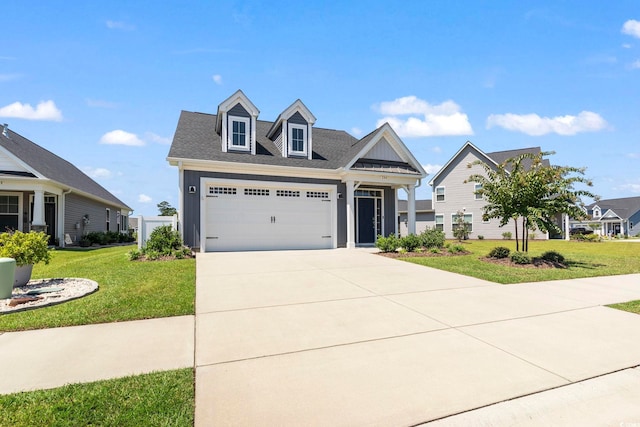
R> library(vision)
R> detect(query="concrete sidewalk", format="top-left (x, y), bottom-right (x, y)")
top-left (195, 250), bottom-right (640, 426)
top-left (0, 315), bottom-right (194, 395)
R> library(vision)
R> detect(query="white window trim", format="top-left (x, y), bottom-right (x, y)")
top-left (435, 214), bottom-right (444, 231)
top-left (0, 192), bottom-right (23, 231)
top-left (451, 212), bottom-right (473, 233)
top-left (593, 206), bottom-right (601, 219)
top-left (229, 116), bottom-right (251, 151)
top-left (474, 183), bottom-right (483, 200)
top-left (435, 186), bottom-right (445, 202)
top-left (288, 123), bottom-right (307, 156)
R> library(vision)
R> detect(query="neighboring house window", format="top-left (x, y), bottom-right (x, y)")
top-left (592, 207), bottom-right (601, 218)
top-left (288, 124), bottom-right (307, 155)
top-left (116, 211), bottom-right (121, 232)
top-left (474, 184), bottom-right (483, 200)
top-left (230, 116), bottom-right (250, 151)
top-left (436, 187), bottom-right (445, 202)
top-left (435, 214), bottom-right (444, 231)
top-left (451, 213), bottom-right (473, 233)
top-left (106, 208), bottom-right (110, 231)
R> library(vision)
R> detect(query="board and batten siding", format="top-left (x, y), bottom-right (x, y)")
top-left (182, 170), bottom-right (347, 249)
top-left (64, 193), bottom-right (122, 243)
top-left (362, 137), bottom-right (403, 162)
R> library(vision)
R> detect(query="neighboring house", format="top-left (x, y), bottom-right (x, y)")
top-left (167, 90), bottom-right (426, 252)
top-left (428, 141), bottom-right (555, 240)
top-left (0, 124), bottom-right (132, 246)
top-left (573, 197), bottom-right (640, 237)
top-left (398, 199), bottom-right (434, 236)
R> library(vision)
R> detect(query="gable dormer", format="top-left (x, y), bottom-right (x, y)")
top-left (267, 99), bottom-right (316, 160)
top-left (215, 90), bottom-right (260, 155)
top-left (592, 205), bottom-right (601, 219)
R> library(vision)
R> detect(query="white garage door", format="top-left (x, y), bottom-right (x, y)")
top-left (203, 181), bottom-right (335, 252)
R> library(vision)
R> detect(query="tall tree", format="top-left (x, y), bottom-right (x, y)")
top-left (157, 201), bottom-right (177, 216)
top-left (466, 151), bottom-right (596, 252)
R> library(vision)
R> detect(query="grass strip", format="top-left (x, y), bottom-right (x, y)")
top-left (0, 369), bottom-right (194, 427)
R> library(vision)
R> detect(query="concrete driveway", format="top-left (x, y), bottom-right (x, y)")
top-left (195, 249), bottom-right (640, 426)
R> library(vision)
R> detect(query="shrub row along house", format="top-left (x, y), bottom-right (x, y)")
top-left (167, 90), bottom-right (426, 251)
top-left (0, 124), bottom-right (132, 246)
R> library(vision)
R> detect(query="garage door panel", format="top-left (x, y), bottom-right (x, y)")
top-left (204, 183), bottom-right (333, 252)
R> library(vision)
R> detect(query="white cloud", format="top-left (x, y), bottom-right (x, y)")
top-left (0, 100), bottom-right (63, 121)
top-left (86, 99), bottom-right (118, 108)
top-left (622, 19), bottom-right (640, 38)
top-left (83, 167), bottom-right (112, 179)
top-left (617, 183), bottom-right (640, 194)
top-left (106, 20), bottom-right (135, 31)
top-left (623, 43), bottom-right (633, 49)
top-left (351, 127), bottom-right (363, 136)
top-left (99, 130), bottom-right (145, 146)
top-left (422, 164), bottom-right (443, 175)
top-left (432, 146), bottom-right (443, 153)
top-left (212, 74), bottom-right (223, 85)
top-left (631, 60), bottom-right (640, 69)
top-left (486, 111), bottom-right (608, 136)
top-left (374, 96), bottom-right (473, 137)
top-left (145, 132), bottom-right (171, 145)
top-left (138, 194), bottom-right (152, 203)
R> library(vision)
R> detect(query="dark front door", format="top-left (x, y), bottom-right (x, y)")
top-left (357, 198), bottom-right (375, 244)
top-left (45, 202), bottom-right (56, 244)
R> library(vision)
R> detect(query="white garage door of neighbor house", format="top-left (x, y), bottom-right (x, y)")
top-left (204, 182), bottom-right (335, 251)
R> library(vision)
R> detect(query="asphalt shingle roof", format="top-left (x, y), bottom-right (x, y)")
top-left (587, 197), bottom-right (640, 220)
top-left (486, 147), bottom-right (551, 170)
top-left (169, 111), bottom-right (366, 170)
top-left (398, 199), bottom-right (433, 212)
top-left (0, 128), bottom-right (131, 210)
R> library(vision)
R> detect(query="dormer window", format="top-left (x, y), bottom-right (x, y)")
top-left (289, 124), bottom-right (307, 155)
top-left (229, 116), bottom-right (250, 151)
top-left (593, 206), bottom-right (601, 219)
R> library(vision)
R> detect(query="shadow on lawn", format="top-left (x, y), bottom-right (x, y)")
top-left (566, 260), bottom-right (607, 269)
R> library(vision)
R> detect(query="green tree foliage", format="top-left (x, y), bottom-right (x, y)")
top-left (466, 151), bottom-right (596, 252)
top-left (157, 201), bottom-right (177, 216)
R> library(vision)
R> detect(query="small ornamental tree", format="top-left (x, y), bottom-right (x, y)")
top-left (466, 151), bottom-right (597, 252)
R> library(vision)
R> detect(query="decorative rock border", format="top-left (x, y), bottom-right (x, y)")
top-left (0, 278), bottom-right (99, 314)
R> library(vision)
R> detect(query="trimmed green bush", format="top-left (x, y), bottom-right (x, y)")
top-left (0, 230), bottom-right (52, 266)
top-left (400, 234), bottom-right (421, 252)
top-left (449, 244), bottom-right (466, 254)
top-left (510, 252), bottom-right (531, 264)
top-left (477, 235), bottom-right (484, 240)
top-left (419, 227), bottom-right (445, 249)
top-left (502, 232), bottom-right (512, 240)
top-left (488, 246), bottom-right (510, 259)
top-left (375, 234), bottom-right (400, 253)
top-left (144, 225), bottom-right (183, 256)
top-left (540, 251), bottom-right (565, 264)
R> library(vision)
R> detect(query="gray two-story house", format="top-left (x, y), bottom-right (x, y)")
top-left (167, 90), bottom-right (426, 252)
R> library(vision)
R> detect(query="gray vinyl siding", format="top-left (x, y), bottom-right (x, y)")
top-left (183, 170), bottom-right (346, 249)
top-left (399, 211), bottom-right (435, 237)
top-left (288, 111), bottom-right (308, 125)
top-left (630, 210), bottom-right (640, 236)
top-left (228, 103), bottom-right (250, 117)
top-left (64, 193), bottom-right (121, 243)
top-left (433, 146), bottom-right (525, 240)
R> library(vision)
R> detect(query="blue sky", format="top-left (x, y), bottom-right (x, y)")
top-left (2, 1), bottom-right (639, 215)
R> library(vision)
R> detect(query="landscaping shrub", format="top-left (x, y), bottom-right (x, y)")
top-left (429, 247), bottom-right (441, 254)
top-left (448, 244), bottom-right (466, 254)
top-left (419, 228), bottom-right (445, 249)
top-left (145, 225), bottom-right (183, 255)
top-left (375, 234), bottom-right (400, 253)
top-left (502, 232), bottom-right (512, 240)
top-left (127, 248), bottom-right (142, 261)
top-left (510, 252), bottom-right (531, 265)
top-left (488, 246), bottom-right (510, 259)
top-left (400, 234), bottom-right (421, 252)
top-left (477, 235), bottom-right (484, 240)
top-left (540, 251), bottom-right (565, 264)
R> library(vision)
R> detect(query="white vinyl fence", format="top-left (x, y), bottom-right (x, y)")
top-left (138, 215), bottom-right (178, 249)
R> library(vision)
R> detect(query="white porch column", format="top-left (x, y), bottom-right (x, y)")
top-left (32, 189), bottom-right (46, 227)
top-left (564, 213), bottom-right (570, 241)
top-left (346, 180), bottom-right (355, 248)
top-left (407, 183), bottom-right (416, 235)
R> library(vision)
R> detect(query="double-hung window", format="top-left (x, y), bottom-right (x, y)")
top-left (451, 213), bottom-right (473, 233)
top-left (288, 124), bottom-right (307, 155)
top-left (435, 214), bottom-right (444, 231)
top-left (435, 186), bottom-right (445, 202)
top-left (474, 184), bottom-right (483, 200)
top-left (230, 116), bottom-right (250, 151)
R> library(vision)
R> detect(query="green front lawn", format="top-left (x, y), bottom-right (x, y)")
top-left (402, 240), bottom-right (640, 284)
top-left (0, 245), bottom-right (195, 332)
top-left (0, 369), bottom-right (194, 427)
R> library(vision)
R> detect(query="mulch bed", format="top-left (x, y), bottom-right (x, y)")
top-left (377, 250), bottom-right (471, 258)
top-left (481, 257), bottom-right (567, 269)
